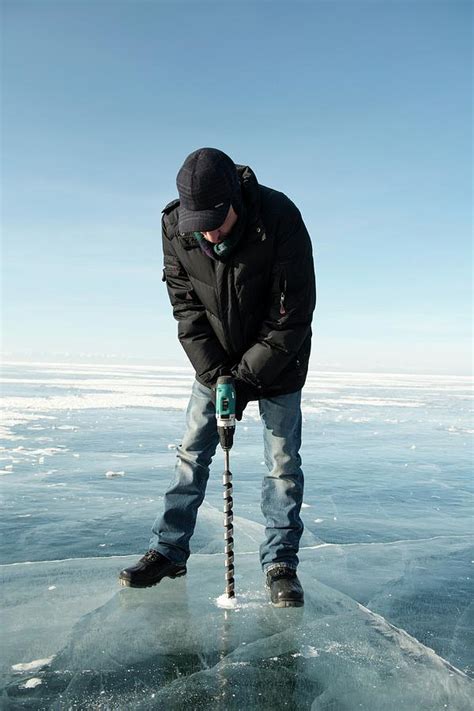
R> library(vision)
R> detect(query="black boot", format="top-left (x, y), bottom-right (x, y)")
top-left (266, 567), bottom-right (304, 607)
top-left (119, 550), bottom-right (187, 588)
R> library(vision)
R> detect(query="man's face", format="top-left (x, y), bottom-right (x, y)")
top-left (200, 205), bottom-right (238, 244)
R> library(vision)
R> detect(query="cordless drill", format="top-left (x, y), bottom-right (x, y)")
top-left (215, 375), bottom-right (236, 600)
top-left (215, 375), bottom-right (236, 451)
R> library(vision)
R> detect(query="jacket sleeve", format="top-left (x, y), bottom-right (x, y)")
top-left (233, 200), bottom-right (316, 391)
top-left (162, 215), bottom-right (232, 387)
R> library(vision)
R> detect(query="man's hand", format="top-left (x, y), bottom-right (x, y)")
top-left (233, 379), bottom-right (257, 421)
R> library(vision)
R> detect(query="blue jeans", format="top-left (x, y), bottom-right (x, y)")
top-left (150, 379), bottom-right (304, 574)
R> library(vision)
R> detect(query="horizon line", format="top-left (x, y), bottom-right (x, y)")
top-left (1, 358), bottom-right (472, 380)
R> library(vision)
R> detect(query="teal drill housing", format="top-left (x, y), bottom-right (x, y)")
top-left (215, 376), bottom-right (236, 451)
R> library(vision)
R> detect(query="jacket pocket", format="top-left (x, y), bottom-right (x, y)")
top-left (163, 255), bottom-right (185, 279)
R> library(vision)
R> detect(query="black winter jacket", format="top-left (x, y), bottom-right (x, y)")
top-left (161, 164), bottom-right (316, 399)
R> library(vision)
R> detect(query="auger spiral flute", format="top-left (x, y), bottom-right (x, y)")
top-left (215, 376), bottom-right (237, 600)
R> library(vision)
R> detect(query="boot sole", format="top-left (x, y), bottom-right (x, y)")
top-left (119, 568), bottom-right (187, 588)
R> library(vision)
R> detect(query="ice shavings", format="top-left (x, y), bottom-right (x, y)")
top-left (215, 594), bottom-right (239, 609)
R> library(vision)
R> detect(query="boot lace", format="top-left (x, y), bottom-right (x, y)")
top-left (141, 549), bottom-right (162, 563)
top-left (268, 567), bottom-right (297, 582)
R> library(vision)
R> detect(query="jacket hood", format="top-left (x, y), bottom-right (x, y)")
top-left (236, 164), bottom-right (261, 225)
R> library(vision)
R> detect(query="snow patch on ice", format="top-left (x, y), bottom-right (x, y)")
top-left (20, 678), bottom-right (43, 689)
top-left (0, 428), bottom-right (26, 441)
top-left (304, 646), bottom-right (320, 657)
top-left (446, 425), bottom-right (474, 435)
top-left (1, 393), bottom-right (190, 413)
top-left (12, 657), bottom-right (54, 672)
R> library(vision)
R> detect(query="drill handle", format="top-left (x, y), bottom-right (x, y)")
top-left (215, 377), bottom-right (236, 418)
top-left (216, 376), bottom-right (236, 451)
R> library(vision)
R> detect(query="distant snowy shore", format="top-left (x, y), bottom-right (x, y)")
top-left (1, 362), bottom-right (472, 441)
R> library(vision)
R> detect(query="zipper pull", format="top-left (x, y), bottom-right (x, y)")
top-left (280, 292), bottom-right (286, 315)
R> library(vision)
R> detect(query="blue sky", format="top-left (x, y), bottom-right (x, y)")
top-left (2, 0), bottom-right (472, 374)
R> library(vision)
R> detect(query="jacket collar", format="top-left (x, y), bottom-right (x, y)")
top-left (236, 164), bottom-right (266, 243)
top-left (236, 164), bottom-right (260, 223)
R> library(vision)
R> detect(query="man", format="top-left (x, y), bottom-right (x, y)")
top-left (119, 148), bottom-right (316, 607)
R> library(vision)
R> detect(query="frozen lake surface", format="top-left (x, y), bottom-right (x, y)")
top-left (1, 362), bottom-right (472, 709)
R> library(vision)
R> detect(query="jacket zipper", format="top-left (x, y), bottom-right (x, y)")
top-left (279, 271), bottom-right (287, 316)
top-left (218, 261), bottom-right (237, 356)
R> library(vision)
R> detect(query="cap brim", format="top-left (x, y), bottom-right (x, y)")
top-left (178, 202), bottom-right (230, 233)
